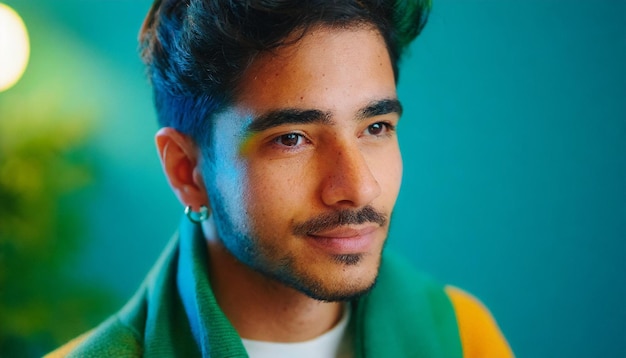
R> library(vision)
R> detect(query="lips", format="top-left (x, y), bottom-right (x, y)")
top-left (305, 225), bottom-right (378, 254)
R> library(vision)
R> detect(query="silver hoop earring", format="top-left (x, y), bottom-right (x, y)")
top-left (184, 205), bottom-right (210, 224)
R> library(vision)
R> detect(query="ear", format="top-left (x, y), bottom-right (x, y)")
top-left (155, 127), bottom-right (209, 211)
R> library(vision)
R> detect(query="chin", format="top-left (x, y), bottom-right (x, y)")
top-left (282, 254), bottom-right (381, 302)
top-left (309, 278), bottom-right (379, 303)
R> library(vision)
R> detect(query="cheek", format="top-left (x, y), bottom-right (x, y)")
top-left (373, 146), bottom-right (403, 205)
top-left (246, 158), bottom-right (315, 230)
top-left (395, 149), bottom-right (404, 189)
top-left (244, 160), bottom-right (311, 227)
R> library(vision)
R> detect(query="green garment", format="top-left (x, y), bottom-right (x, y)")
top-left (65, 218), bottom-right (463, 357)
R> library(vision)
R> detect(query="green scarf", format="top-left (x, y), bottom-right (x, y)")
top-left (66, 218), bottom-right (462, 357)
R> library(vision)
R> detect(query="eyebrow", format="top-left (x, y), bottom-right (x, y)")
top-left (246, 98), bottom-right (403, 133)
top-left (357, 98), bottom-right (403, 120)
top-left (247, 109), bottom-right (332, 132)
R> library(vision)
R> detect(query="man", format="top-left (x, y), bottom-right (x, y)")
top-left (50, 0), bottom-right (513, 356)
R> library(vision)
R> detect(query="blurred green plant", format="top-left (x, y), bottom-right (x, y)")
top-left (0, 91), bottom-right (116, 357)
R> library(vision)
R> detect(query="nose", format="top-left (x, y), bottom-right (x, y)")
top-left (320, 141), bottom-right (381, 208)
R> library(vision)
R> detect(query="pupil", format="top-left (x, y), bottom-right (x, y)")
top-left (369, 123), bottom-right (382, 135)
top-left (281, 134), bottom-right (299, 146)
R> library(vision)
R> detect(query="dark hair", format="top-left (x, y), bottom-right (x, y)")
top-left (139, 0), bottom-right (431, 144)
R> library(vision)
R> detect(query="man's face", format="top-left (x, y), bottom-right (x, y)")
top-left (203, 26), bottom-right (402, 301)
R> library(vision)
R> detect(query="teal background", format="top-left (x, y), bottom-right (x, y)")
top-left (2, 0), bottom-right (624, 356)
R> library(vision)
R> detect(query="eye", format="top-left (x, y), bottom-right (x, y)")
top-left (274, 133), bottom-right (305, 147)
top-left (364, 122), bottom-right (392, 136)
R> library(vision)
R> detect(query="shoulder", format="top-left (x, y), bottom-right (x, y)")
top-left (378, 252), bottom-right (514, 357)
top-left (45, 289), bottom-right (148, 357)
top-left (445, 285), bottom-right (515, 358)
top-left (46, 233), bottom-right (183, 357)
top-left (44, 331), bottom-right (94, 358)
top-left (45, 314), bottom-right (144, 358)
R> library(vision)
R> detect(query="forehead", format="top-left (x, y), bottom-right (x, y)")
top-left (234, 26), bottom-right (397, 115)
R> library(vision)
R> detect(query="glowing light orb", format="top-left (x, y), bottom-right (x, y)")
top-left (0, 3), bottom-right (30, 92)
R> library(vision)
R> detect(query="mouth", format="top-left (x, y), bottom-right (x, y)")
top-left (305, 225), bottom-right (379, 254)
top-left (309, 225), bottom-right (378, 239)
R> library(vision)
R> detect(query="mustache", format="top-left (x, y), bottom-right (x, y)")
top-left (292, 205), bottom-right (388, 236)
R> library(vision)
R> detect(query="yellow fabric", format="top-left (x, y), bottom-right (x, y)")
top-left (44, 330), bottom-right (92, 358)
top-left (445, 286), bottom-right (514, 358)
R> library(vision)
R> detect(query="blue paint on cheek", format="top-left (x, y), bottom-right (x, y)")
top-left (201, 110), bottom-right (257, 260)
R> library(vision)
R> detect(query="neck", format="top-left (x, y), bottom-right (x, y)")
top-left (203, 228), bottom-right (343, 342)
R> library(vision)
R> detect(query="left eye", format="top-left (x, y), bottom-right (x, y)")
top-left (365, 122), bottom-right (388, 136)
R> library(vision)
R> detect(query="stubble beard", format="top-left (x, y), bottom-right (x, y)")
top-left (256, 249), bottom-right (381, 303)
top-left (333, 254), bottom-right (363, 266)
top-left (208, 184), bottom-right (389, 302)
top-left (234, 206), bottom-right (388, 302)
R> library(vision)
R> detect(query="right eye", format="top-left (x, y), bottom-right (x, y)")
top-left (274, 133), bottom-right (305, 147)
